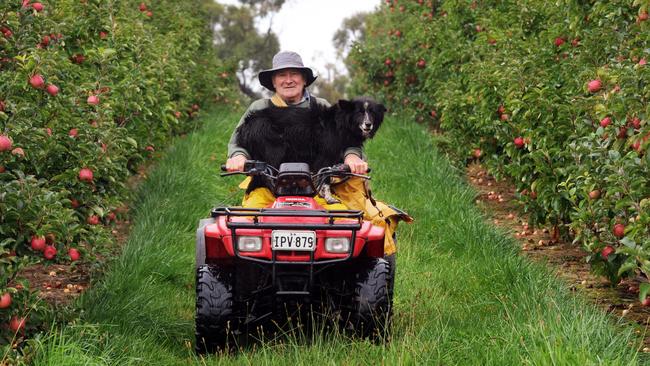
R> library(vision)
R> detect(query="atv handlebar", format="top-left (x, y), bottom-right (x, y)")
top-left (220, 160), bottom-right (370, 181)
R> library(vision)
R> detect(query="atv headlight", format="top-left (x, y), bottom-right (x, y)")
top-left (325, 238), bottom-right (350, 253)
top-left (237, 236), bottom-right (262, 252)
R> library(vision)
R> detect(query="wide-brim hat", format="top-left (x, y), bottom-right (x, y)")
top-left (258, 51), bottom-right (317, 91)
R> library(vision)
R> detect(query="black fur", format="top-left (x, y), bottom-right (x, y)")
top-left (235, 96), bottom-right (386, 170)
top-left (235, 100), bottom-right (320, 169)
top-left (313, 97), bottom-right (386, 171)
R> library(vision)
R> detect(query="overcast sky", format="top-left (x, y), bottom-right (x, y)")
top-left (217, 0), bottom-right (379, 85)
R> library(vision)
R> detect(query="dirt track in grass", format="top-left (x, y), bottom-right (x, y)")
top-left (467, 162), bottom-right (650, 349)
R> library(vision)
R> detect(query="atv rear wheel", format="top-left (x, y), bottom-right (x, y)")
top-left (350, 258), bottom-right (392, 340)
top-left (195, 264), bottom-right (239, 353)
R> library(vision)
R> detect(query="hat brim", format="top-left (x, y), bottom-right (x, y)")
top-left (258, 67), bottom-right (317, 91)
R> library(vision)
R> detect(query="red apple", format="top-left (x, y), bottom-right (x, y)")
top-left (601, 245), bottom-right (615, 260)
top-left (31, 235), bottom-right (46, 251)
top-left (642, 297), bottom-right (650, 307)
top-left (599, 116), bottom-right (611, 128)
top-left (500, 114), bottom-right (509, 121)
top-left (588, 190), bottom-right (600, 199)
top-left (9, 316), bottom-right (26, 332)
top-left (68, 248), bottom-right (80, 261)
top-left (106, 212), bottom-right (116, 221)
top-left (613, 223), bottom-right (625, 238)
top-left (78, 167), bottom-right (93, 182)
top-left (394, 30), bottom-right (402, 37)
top-left (72, 54), bottom-right (85, 64)
top-left (639, 11), bottom-right (648, 21)
top-left (0, 166), bottom-right (5, 173)
top-left (29, 74), bottom-right (45, 89)
top-left (145, 145), bottom-right (154, 152)
top-left (87, 215), bottom-right (99, 225)
top-left (587, 79), bottom-right (602, 93)
top-left (529, 191), bottom-right (537, 199)
top-left (31, 2), bottom-right (43, 11)
top-left (639, 58), bottom-right (647, 66)
top-left (430, 110), bottom-right (437, 118)
top-left (11, 147), bottom-right (24, 157)
top-left (68, 128), bottom-right (78, 138)
top-left (554, 37), bottom-right (565, 47)
top-left (0, 135), bottom-right (12, 152)
top-left (0, 292), bottom-right (11, 309)
top-left (514, 136), bottom-right (525, 149)
top-left (43, 245), bottom-right (56, 260)
top-left (192, 104), bottom-right (199, 111)
top-left (630, 117), bottom-right (641, 129)
top-left (46, 84), bottom-right (59, 96)
top-left (617, 127), bottom-right (627, 139)
top-left (139, 2), bottom-right (147, 11)
top-left (41, 35), bottom-right (50, 47)
top-left (146, 11), bottom-right (153, 17)
top-left (70, 198), bottom-right (80, 208)
top-left (416, 59), bottom-right (426, 68)
top-left (571, 38), bottom-right (580, 47)
top-left (87, 95), bottom-right (100, 105)
top-left (0, 100), bottom-right (5, 112)
top-left (384, 58), bottom-right (392, 66)
top-left (99, 31), bottom-right (108, 39)
top-left (473, 149), bottom-right (482, 158)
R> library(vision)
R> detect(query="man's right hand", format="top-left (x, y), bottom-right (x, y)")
top-left (225, 155), bottom-right (247, 172)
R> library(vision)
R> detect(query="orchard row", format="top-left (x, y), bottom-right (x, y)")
top-left (350, 0), bottom-right (650, 293)
top-left (0, 0), bottom-right (237, 347)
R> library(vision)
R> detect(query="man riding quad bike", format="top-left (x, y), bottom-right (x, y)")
top-left (195, 161), bottom-right (411, 353)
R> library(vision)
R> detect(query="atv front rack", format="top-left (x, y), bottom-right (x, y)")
top-left (211, 207), bottom-right (363, 226)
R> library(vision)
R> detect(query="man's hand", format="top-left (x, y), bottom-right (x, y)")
top-left (226, 155), bottom-right (247, 172)
top-left (344, 154), bottom-right (368, 174)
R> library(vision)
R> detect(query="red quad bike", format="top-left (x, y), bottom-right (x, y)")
top-left (195, 161), bottom-right (395, 353)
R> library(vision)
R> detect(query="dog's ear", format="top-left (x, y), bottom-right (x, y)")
top-left (337, 99), bottom-right (354, 112)
top-left (376, 103), bottom-right (387, 114)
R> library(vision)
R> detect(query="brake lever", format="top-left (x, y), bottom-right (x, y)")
top-left (220, 171), bottom-right (244, 177)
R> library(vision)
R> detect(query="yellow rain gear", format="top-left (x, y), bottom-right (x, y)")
top-left (239, 176), bottom-right (413, 255)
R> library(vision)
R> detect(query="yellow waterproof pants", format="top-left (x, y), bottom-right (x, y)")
top-left (239, 177), bottom-right (413, 255)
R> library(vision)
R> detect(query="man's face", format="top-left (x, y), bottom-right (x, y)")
top-left (272, 68), bottom-right (305, 104)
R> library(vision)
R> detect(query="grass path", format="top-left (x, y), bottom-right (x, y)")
top-left (33, 107), bottom-right (643, 365)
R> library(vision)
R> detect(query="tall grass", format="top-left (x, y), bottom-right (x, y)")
top-left (31, 107), bottom-right (644, 365)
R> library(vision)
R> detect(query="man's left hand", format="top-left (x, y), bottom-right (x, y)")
top-left (344, 154), bottom-right (368, 174)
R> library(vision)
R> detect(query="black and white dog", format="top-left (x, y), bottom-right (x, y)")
top-left (235, 97), bottom-right (386, 201)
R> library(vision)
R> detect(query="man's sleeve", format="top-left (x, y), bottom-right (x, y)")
top-left (227, 99), bottom-right (267, 158)
top-left (343, 146), bottom-right (366, 161)
top-left (227, 113), bottom-right (249, 158)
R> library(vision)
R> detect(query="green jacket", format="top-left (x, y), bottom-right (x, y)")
top-left (227, 96), bottom-right (364, 160)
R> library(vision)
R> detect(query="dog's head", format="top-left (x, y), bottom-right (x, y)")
top-left (338, 97), bottom-right (387, 139)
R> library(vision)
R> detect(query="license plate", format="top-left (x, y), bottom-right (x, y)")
top-left (271, 230), bottom-right (316, 251)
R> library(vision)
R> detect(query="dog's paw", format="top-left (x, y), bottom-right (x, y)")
top-left (324, 195), bottom-right (341, 205)
top-left (319, 184), bottom-right (341, 205)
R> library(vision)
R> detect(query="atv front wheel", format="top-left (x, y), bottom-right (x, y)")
top-left (351, 258), bottom-right (392, 340)
top-left (195, 264), bottom-right (238, 353)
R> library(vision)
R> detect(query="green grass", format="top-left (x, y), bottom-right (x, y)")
top-left (30, 107), bottom-right (644, 365)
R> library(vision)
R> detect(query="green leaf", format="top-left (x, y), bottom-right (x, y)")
top-left (126, 137), bottom-right (138, 148)
top-left (639, 283), bottom-right (650, 302)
